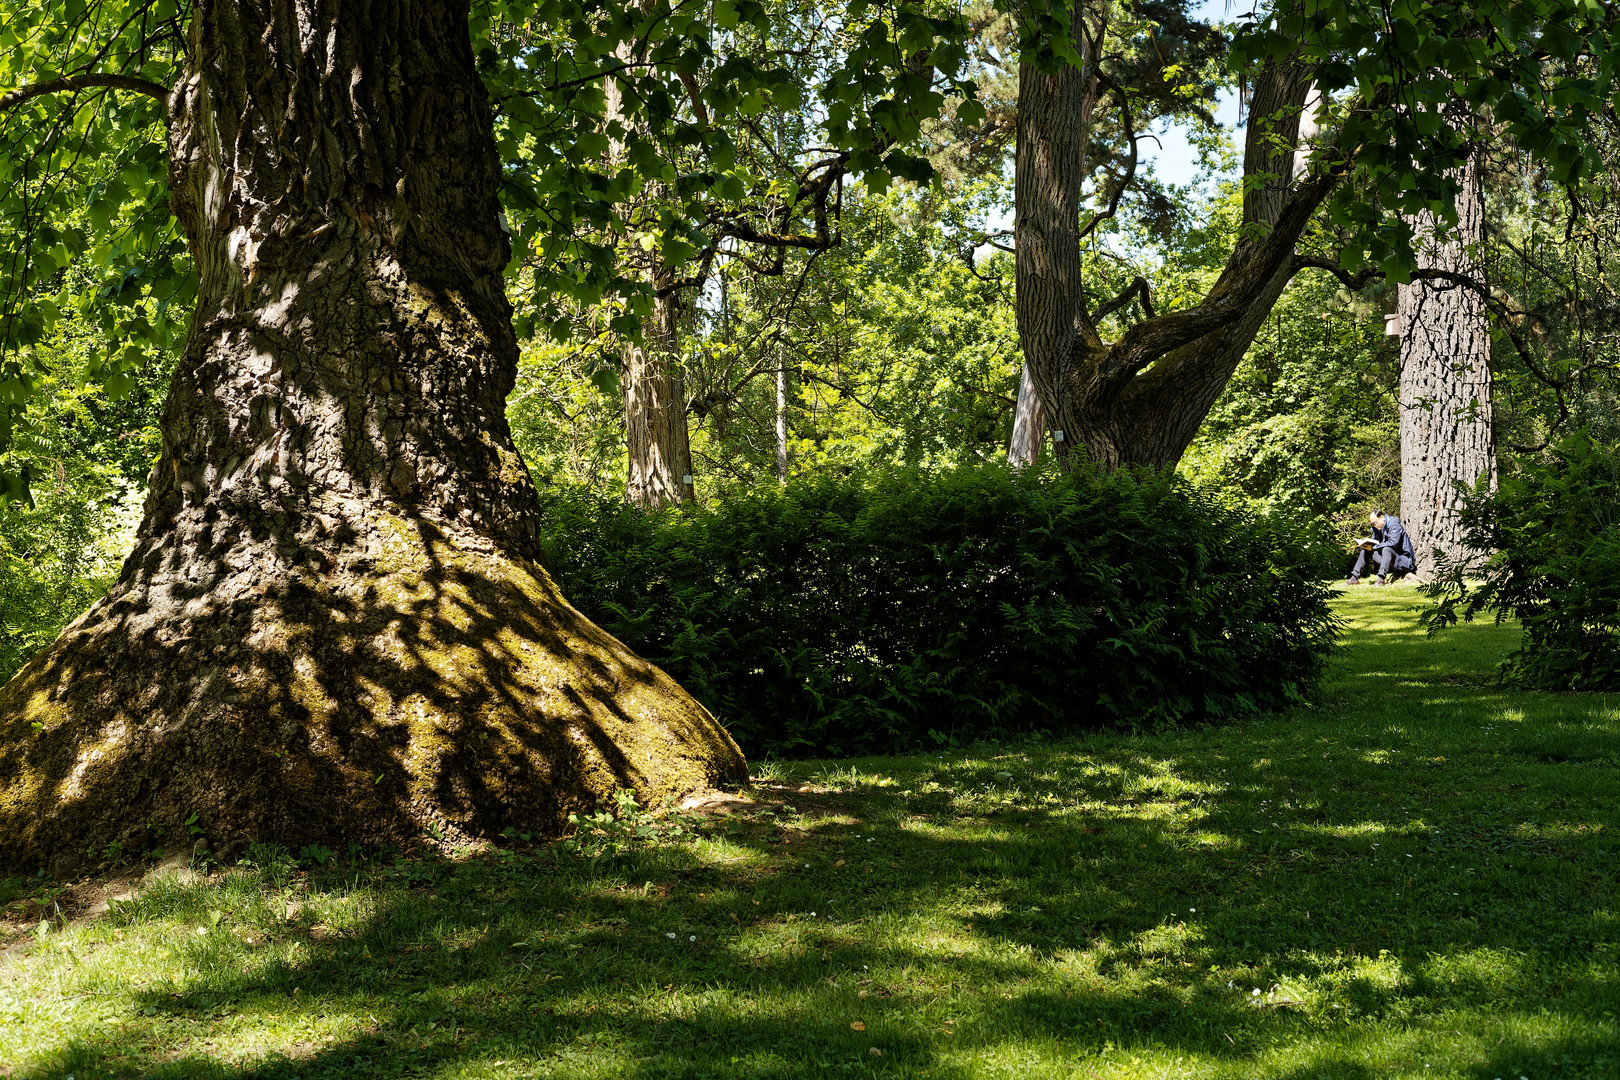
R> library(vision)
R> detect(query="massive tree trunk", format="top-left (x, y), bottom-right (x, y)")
top-left (624, 282), bottom-right (696, 506)
top-left (0, 0), bottom-right (743, 873)
top-left (1397, 150), bottom-right (1495, 571)
top-left (1014, 11), bottom-right (1325, 471)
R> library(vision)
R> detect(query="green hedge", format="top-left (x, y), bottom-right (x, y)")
top-left (1424, 432), bottom-right (1620, 691)
top-left (538, 464), bottom-right (1339, 756)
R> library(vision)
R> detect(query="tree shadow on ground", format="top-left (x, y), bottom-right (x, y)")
top-left (11, 605), bottom-right (1620, 1077)
top-left (1, 513), bottom-right (744, 871)
top-left (16, 722), bottom-right (1619, 1078)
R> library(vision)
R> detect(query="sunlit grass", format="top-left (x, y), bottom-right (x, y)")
top-left (1, 582), bottom-right (1618, 1077)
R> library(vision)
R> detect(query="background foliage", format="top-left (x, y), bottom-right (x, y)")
top-left (0, 283), bottom-right (166, 684)
top-left (1424, 432), bottom-right (1620, 691)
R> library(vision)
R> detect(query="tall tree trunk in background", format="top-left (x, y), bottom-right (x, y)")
top-left (1013, 1), bottom-right (1105, 469)
top-left (1007, 360), bottom-right (1044, 465)
top-left (775, 356), bottom-right (789, 483)
top-left (608, 3), bottom-right (694, 509)
top-left (624, 281), bottom-right (696, 507)
top-left (1398, 150), bottom-right (1495, 572)
top-left (0, 0), bottom-right (743, 873)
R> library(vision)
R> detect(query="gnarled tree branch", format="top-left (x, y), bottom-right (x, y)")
top-left (1075, 77), bottom-right (1140, 246)
top-left (0, 73), bottom-right (170, 112)
top-left (1092, 275), bottom-right (1155, 325)
top-left (1289, 253), bottom-right (1381, 291)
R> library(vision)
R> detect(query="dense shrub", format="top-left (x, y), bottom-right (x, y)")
top-left (538, 463), bottom-right (1339, 757)
top-left (1423, 432), bottom-right (1620, 690)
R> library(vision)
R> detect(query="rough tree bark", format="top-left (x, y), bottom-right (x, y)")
top-left (775, 354), bottom-right (789, 483)
top-left (1010, 1), bottom-right (1103, 467)
top-left (624, 283), bottom-right (696, 506)
top-left (607, 18), bottom-right (695, 509)
top-left (0, 0), bottom-right (744, 873)
top-left (1014, 9), bottom-right (1329, 470)
top-left (1397, 150), bottom-right (1496, 570)
top-left (1007, 361), bottom-right (1044, 466)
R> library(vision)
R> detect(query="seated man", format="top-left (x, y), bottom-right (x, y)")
top-left (1347, 510), bottom-right (1418, 586)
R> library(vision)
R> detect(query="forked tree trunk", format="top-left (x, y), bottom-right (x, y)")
top-left (624, 284), bottom-right (696, 506)
top-left (0, 0), bottom-right (743, 872)
top-left (1014, 16), bottom-right (1324, 471)
top-left (1398, 150), bottom-right (1495, 571)
top-left (1061, 62), bottom-right (1313, 468)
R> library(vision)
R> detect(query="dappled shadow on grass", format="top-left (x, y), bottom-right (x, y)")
top-left (23, 881), bottom-right (1611, 1080)
top-left (11, 599), bottom-right (1620, 1078)
top-left (17, 732), bottom-right (1620, 1080)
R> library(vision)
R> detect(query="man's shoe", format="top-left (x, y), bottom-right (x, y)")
top-left (1372, 576), bottom-right (1387, 586)
top-left (1345, 576), bottom-right (1361, 586)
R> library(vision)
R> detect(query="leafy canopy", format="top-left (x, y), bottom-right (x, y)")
top-left (1233, 0), bottom-right (1618, 279)
top-left (0, 0), bottom-right (981, 504)
top-left (2, 0), bottom-right (1617, 505)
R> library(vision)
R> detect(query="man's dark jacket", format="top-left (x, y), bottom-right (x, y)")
top-left (1374, 515), bottom-right (1418, 573)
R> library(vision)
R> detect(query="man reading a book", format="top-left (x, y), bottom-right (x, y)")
top-left (1347, 510), bottom-right (1418, 586)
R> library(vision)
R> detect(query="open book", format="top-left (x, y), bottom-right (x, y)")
top-left (1353, 536), bottom-right (1379, 550)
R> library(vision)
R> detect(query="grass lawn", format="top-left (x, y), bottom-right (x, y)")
top-left (2, 582), bottom-right (1618, 1078)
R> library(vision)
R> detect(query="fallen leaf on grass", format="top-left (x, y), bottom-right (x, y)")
top-left (850, 1021), bottom-right (866, 1031)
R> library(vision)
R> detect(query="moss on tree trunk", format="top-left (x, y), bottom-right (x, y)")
top-left (0, 0), bottom-right (744, 873)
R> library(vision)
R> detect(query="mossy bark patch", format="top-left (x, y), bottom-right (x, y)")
top-left (0, 517), bottom-right (745, 871)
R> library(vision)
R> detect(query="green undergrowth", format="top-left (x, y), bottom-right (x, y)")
top-left (539, 464), bottom-right (1338, 756)
top-left (2, 581), bottom-right (1618, 1079)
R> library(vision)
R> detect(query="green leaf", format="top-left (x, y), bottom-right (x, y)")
top-left (103, 370), bottom-right (136, 400)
